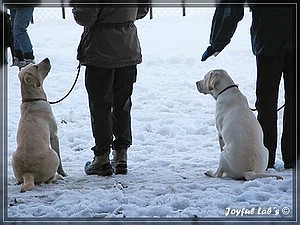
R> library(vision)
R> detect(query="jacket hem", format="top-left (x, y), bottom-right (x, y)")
top-left (80, 59), bottom-right (142, 68)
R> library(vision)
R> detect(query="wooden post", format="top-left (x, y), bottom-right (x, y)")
top-left (182, 0), bottom-right (186, 17)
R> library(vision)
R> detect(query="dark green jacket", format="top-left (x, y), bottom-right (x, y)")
top-left (73, 7), bottom-right (148, 68)
top-left (209, 3), bottom-right (295, 56)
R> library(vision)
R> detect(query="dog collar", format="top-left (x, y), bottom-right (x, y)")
top-left (217, 84), bottom-right (239, 98)
top-left (22, 98), bottom-right (48, 103)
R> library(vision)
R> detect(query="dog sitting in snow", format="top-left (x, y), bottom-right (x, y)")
top-left (12, 58), bottom-right (66, 193)
top-left (196, 69), bottom-right (283, 180)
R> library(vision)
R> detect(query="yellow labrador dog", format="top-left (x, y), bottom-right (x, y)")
top-left (196, 69), bottom-right (283, 180)
top-left (12, 58), bottom-right (66, 192)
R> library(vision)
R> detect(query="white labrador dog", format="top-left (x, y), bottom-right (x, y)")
top-left (196, 69), bottom-right (283, 180)
top-left (12, 58), bottom-right (66, 192)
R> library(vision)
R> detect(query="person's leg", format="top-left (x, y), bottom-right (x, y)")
top-left (255, 54), bottom-right (283, 168)
top-left (112, 65), bottom-right (137, 150)
top-left (84, 65), bottom-right (115, 176)
top-left (12, 7), bottom-right (34, 65)
top-left (111, 65), bottom-right (137, 174)
top-left (281, 50), bottom-right (296, 168)
top-left (10, 9), bottom-right (23, 62)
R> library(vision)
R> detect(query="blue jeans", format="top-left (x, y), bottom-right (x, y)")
top-left (10, 7), bottom-right (34, 57)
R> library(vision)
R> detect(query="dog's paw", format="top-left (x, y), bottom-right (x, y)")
top-left (58, 169), bottom-right (67, 177)
top-left (56, 174), bottom-right (65, 181)
top-left (20, 182), bottom-right (35, 193)
top-left (204, 170), bottom-right (214, 177)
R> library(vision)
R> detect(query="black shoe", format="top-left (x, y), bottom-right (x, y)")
top-left (267, 162), bottom-right (274, 169)
top-left (84, 160), bottom-right (113, 176)
top-left (284, 164), bottom-right (294, 169)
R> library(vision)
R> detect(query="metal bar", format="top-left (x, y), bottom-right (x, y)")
top-left (150, 6), bottom-right (153, 19)
top-left (182, 0), bottom-right (186, 17)
top-left (62, 6), bottom-right (66, 19)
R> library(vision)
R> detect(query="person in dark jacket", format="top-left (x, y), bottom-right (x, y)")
top-left (72, 7), bottom-right (148, 176)
top-left (201, 3), bottom-right (296, 169)
top-left (0, 8), bottom-right (14, 68)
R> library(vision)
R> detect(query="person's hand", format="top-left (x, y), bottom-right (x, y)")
top-left (201, 46), bottom-right (219, 61)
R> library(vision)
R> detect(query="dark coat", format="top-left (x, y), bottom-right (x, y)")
top-left (73, 7), bottom-right (148, 68)
top-left (0, 10), bottom-right (14, 66)
top-left (0, 11), bottom-right (13, 49)
top-left (209, 3), bottom-right (295, 56)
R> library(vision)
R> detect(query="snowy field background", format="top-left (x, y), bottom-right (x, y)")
top-left (5, 7), bottom-right (295, 223)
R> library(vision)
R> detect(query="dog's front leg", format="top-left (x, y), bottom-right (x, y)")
top-left (204, 168), bottom-right (224, 178)
top-left (218, 134), bottom-right (225, 152)
top-left (50, 134), bottom-right (67, 177)
top-left (213, 167), bottom-right (224, 178)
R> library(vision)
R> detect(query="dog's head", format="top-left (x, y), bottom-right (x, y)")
top-left (196, 69), bottom-right (235, 99)
top-left (18, 58), bottom-right (51, 100)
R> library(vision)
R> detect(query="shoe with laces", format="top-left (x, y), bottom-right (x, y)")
top-left (11, 57), bottom-right (24, 67)
top-left (84, 153), bottom-right (113, 176)
top-left (11, 57), bottom-right (35, 69)
top-left (111, 149), bottom-right (128, 175)
top-left (24, 58), bottom-right (35, 65)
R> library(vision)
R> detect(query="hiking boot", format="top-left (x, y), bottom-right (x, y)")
top-left (11, 57), bottom-right (35, 69)
top-left (23, 52), bottom-right (35, 66)
top-left (11, 57), bottom-right (25, 68)
top-left (111, 149), bottom-right (128, 175)
top-left (284, 163), bottom-right (294, 169)
top-left (12, 50), bottom-right (24, 67)
top-left (84, 153), bottom-right (113, 176)
top-left (24, 58), bottom-right (35, 65)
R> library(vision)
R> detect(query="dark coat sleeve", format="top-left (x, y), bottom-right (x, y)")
top-left (209, 5), bottom-right (244, 52)
top-left (72, 7), bottom-right (101, 27)
top-left (137, 7), bottom-right (149, 20)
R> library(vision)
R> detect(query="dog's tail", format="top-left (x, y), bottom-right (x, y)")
top-left (244, 171), bottom-right (283, 181)
top-left (20, 173), bottom-right (35, 193)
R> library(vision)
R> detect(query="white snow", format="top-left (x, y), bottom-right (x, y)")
top-left (6, 7), bottom-right (293, 221)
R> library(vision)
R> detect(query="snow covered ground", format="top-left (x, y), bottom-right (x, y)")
top-left (5, 7), bottom-right (295, 223)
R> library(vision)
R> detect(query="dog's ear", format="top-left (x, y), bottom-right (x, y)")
top-left (208, 72), bottom-right (220, 91)
top-left (24, 73), bottom-right (41, 87)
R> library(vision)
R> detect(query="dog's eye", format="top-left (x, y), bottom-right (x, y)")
top-left (34, 65), bottom-right (39, 69)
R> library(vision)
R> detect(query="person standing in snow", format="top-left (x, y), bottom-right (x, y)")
top-left (0, 8), bottom-right (13, 68)
top-left (9, 6), bottom-right (36, 68)
top-left (201, 2), bottom-right (296, 169)
top-left (72, 6), bottom-right (148, 176)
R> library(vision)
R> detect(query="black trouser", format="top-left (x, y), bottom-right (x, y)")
top-left (255, 50), bottom-right (296, 168)
top-left (85, 65), bottom-right (137, 156)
